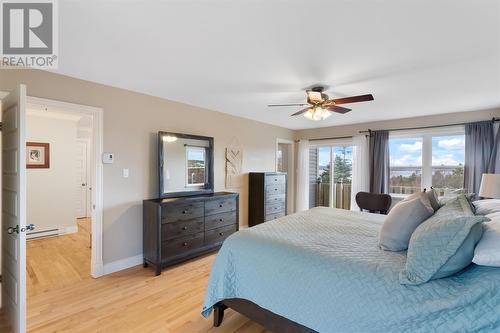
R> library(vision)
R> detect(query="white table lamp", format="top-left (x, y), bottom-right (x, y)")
top-left (478, 174), bottom-right (500, 199)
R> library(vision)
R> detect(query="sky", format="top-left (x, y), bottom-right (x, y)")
top-left (389, 135), bottom-right (465, 167)
top-left (318, 146), bottom-right (353, 166)
top-left (187, 149), bottom-right (205, 162)
top-left (317, 134), bottom-right (465, 168)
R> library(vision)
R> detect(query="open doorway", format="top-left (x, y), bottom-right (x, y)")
top-left (25, 104), bottom-right (95, 296)
top-left (0, 89), bottom-right (104, 332)
top-left (276, 139), bottom-right (294, 214)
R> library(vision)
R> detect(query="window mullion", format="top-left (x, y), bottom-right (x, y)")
top-left (330, 147), bottom-right (335, 208)
top-left (422, 134), bottom-right (432, 189)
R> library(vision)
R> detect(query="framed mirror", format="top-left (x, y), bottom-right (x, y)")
top-left (158, 132), bottom-right (214, 198)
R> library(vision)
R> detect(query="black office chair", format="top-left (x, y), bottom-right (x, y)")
top-left (355, 192), bottom-right (392, 215)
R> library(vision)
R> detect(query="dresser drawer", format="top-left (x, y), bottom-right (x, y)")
top-left (162, 201), bottom-right (204, 223)
top-left (205, 224), bottom-right (237, 245)
top-left (265, 174), bottom-right (286, 185)
top-left (205, 211), bottom-right (237, 231)
top-left (266, 194), bottom-right (286, 206)
top-left (265, 183), bottom-right (286, 196)
top-left (162, 232), bottom-right (204, 258)
top-left (161, 217), bottom-right (204, 240)
top-left (265, 202), bottom-right (285, 215)
top-left (265, 211), bottom-right (286, 221)
top-left (205, 197), bottom-right (236, 216)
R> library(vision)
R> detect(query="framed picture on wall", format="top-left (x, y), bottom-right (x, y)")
top-left (26, 142), bottom-right (50, 169)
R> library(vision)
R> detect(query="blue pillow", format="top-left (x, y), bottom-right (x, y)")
top-left (400, 195), bottom-right (488, 285)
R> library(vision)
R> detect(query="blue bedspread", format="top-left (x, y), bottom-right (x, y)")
top-left (202, 207), bottom-right (500, 332)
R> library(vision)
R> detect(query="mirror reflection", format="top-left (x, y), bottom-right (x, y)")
top-left (159, 132), bottom-right (213, 197)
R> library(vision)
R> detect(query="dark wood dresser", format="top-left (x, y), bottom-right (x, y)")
top-left (143, 192), bottom-right (239, 275)
top-left (248, 172), bottom-right (287, 227)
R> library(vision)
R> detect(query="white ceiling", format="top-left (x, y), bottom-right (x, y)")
top-left (55, 0), bottom-right (500, 130)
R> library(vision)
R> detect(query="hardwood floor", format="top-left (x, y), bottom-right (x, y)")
top-left (27, 218), bottom-right (92, 298)
top-left (25, 219), bottom-right (268, 333)
top-left (0, 309), bottom-right (13, 333)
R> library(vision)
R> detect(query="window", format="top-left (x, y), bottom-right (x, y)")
top-left (186, 146), bottom-right (206, 186)
top-left (389, 137), bottom-right (423, 195)
top-left (310, 144), bottom-right (353, 209)
top-left (431, 135), bottom-right (465, 196)
top-left (389, 129), bottom-right (465, 196)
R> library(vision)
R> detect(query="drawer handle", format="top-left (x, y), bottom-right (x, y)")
top-left (274, 178), bottom-right (278, 181)
top-left (182, 210), bottom-right (187, 214)
top-left (182, 226), bottom-right (188, 230)
top-left (275, 198), bottom-right (278, 200)
top-left (219, 204), bottom-right (223, 208)
top-left (219, 218), bottom-right (223, 222)
top-left (183, 242), bottom-right (188, 246)
top-left (274, 188), bottom-right (278, 191)
top-left (219, 232), bottom-right (224, 236)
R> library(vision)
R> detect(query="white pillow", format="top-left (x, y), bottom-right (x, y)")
top-left (473, 199), bottom-right (500, 215)
top-left (473, 213), bottom-right (500, 267)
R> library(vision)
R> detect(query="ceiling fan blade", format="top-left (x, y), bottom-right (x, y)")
top-left (331, 94), bottom-right (374, 105)
top-left (325, 105), bottom-right (352, 114)
top-left (268, 103), bottom-right (309, 107)
top-left (291, 107), bottom-right (312, 116)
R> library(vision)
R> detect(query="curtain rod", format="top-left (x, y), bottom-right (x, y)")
top-left (359, 117), bottom-right (500, 134)
top-left (294, 135), bottom-right (358, 143)
top-left (309, 135), bottom-right (353, 142)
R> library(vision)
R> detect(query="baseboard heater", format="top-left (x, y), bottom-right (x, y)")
top-left (27, 228), bottom-right (59, 240)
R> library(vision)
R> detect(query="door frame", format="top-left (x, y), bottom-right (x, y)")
top-left (76, 138), bottom-right (91, 219)
top-left (26, 96), bottom-right (104, 278)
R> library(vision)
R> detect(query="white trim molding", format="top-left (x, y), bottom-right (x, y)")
top-left (103, 255), bottom-right (143, 275)
top-left (26, 96), bottom-right (105, 278)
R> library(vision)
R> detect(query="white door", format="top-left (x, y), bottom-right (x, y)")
top-left (76, 140), bottom-right (88, 218)
top-left (2, 85), bottom-right (27, 333)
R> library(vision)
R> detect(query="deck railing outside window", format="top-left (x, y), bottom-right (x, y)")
top-left (313, 182), bottom-right (351, 210)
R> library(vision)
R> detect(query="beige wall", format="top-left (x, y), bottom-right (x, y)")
top-left (26, 114), bottom-right (78, 234)
top-left (295, 109), bottom-right (500, 140)
top-left (0, 70), bottom-right (294, 264)
top-left (2, 70), bottom-right (499, 267)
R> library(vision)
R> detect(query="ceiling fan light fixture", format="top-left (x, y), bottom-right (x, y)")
top-left (303, 107), bottom-right (332, 121)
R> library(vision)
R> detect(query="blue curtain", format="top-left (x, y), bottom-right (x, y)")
top-left (464, 121), bottom-right (496, 196)
top-left (369, 130), bottom-right (390, 194)
top-left (489, 124), bottom-right (500, 173)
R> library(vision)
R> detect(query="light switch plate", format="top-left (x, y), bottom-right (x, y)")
top-left (102, 153), bottom-right (114, 164)
top-left (123, 168), bottom-right (129, 178)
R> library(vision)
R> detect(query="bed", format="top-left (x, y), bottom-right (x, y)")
top-left (202, 207), bottom-right (500, 333)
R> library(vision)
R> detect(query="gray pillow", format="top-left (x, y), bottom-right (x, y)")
top-left (432, 223), bottom-right (484, 279)
top-left (400, 195), bottom-right (489, 285)
top-left (425, 188), bottom-right (440, 212)
top-left (379, 193), bottom-right (434, 251)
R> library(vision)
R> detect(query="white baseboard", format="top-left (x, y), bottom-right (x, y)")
top-left (63, 225), bottom-right (78, 234)
top-left (92, 262), bottom-right (104, 278)
top-left (102, 254), bottom-right (143, 275)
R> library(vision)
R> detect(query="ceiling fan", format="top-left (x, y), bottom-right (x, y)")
top-left (268, 86), bottom-right (374, 121)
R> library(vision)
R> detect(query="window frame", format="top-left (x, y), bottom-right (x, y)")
top-left (389, 126), bottom-right (464, 197)
top-left (310, 138), bottom-right (354, 209)
top-left (185, 145), bottom-right (207, 187)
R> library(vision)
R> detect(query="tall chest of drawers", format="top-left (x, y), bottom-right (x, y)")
top-left (143, 192), bottom-right (239, 275)
top-left (248, 172), bottom-right (287, 227)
